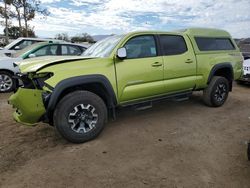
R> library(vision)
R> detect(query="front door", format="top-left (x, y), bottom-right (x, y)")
top-left (115, 35), bottom-right (164, 103)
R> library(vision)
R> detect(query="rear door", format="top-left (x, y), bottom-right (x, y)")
top-left (159, 34), bottom-right (197, 93)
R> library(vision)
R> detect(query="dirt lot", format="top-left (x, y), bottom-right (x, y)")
top-left (0, 84), bottom-right (250, 188)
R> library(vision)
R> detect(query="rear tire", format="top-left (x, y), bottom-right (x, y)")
top-left (53, 91), bottom-right (107, 143)
top-left (0, 71), bottom-right (16, 93)
top-left (203, 76), bottom-right (229, 107)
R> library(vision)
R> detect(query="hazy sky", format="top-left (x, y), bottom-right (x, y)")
top-left (1, 0), bottom-right (250, 38)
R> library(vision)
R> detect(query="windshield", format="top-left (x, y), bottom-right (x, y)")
top-left (4, 39), bottom-right (21, 49)
top-left (82, 35), bottom-right (124, 58)
top-left (12, 42), bottom-right (48, 58)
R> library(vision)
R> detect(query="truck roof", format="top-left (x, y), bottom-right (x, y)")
top-left (125, 28), bottom-right (232, 38)
top-left (180, 28), bottom-right (231, 38)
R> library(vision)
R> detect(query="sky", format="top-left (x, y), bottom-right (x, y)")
top-left (1, 0), bottom-right (250, 38)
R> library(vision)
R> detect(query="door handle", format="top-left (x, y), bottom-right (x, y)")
top-left (185, 59), bottom-right (193, 64)
top-left (152, 62), bottom-right (163, 67)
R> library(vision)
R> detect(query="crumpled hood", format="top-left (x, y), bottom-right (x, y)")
top-left (18, 56), bottom-right (94, 73)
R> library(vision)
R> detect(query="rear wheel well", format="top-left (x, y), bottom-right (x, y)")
top-left (210, 67), bottom-right (233, 91)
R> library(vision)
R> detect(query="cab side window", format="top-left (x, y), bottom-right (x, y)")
top-left (33, 45), bottom-right (59, 57)
top-left (124, 35), bottom-right (157, 59)
top-left (195, 37), bottom-right (235, 51)
top-left (160, 35), bottom-right (187, 55)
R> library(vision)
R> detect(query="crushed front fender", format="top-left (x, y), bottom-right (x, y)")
top-left (8, 88), bottom-right (46, 126)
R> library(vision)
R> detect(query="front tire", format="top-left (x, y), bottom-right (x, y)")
top-left (0, 71), bottom-right (16, 93)
top-left (203, 76), bottom-right (229, 107)
top-left (54, 91), bottom-right (108, 143)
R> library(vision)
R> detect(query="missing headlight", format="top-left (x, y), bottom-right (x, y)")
top-left (33, 73), bottom-right (53, 89)
top-left (14, 73), bottom-right (35, 90)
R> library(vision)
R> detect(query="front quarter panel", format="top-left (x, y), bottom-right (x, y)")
top-left (39, 58), bottom-right (118, 98)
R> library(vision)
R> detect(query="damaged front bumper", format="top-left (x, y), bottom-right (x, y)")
top-left (8, 88), bottom-right (46, 126)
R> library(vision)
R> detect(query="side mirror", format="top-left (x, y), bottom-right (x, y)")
top-left (28, 54), bottom-right (36, 58)
top-left (14, 46), bottom-right (20, 50)
top-left (117, 47), bottom-right (127, 59)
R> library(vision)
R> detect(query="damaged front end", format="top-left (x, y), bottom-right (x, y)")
top-left (8, 72), bottom-right (53, 126)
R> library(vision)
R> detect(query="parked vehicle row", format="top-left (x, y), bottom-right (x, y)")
top-left (7, 28), bottom-right (243, 143)
top-left (0, 40), bottom-right (87, 92)
top-left (0, 37), bottom-right (61, 57)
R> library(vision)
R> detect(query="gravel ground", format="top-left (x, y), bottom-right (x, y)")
top-left (0, 83), bottom-right (250, 188)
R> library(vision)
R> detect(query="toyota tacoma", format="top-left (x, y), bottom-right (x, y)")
top-left (9, 28), bottom-right (243, 143)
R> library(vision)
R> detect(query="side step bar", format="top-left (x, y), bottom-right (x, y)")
top-left (121, 91), bottom-right (193, 108)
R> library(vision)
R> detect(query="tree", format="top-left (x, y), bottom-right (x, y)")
top-left (71, 33), bottom-right (94, 43)
top-left (0, 0), bottom-right (46, 40)
top-left (20, 0), bottom-right (49, 37)
top-left (4, 26), bottom-right (19, 38)
top-left (55, 33), bottom-right (70, 42)
top-left (0, 0), bottom-right (13, 43)
top-left (11, 0), bottom-right (23, 36)
top-left (4, 25), bottom-right (35, 39)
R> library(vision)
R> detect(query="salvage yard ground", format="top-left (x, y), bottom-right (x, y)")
top-left (0, 83), bottom-right (250, 188)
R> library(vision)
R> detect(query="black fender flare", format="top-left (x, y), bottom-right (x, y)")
top-left (207, 63), bottom-right (234, 84)
top-left (46, 74), bottom-right (117, 118)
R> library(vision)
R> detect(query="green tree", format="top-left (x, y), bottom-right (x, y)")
top-left (11, 0), bottom-right (23, 36)
top-left (20, 0), bottom-right (49, 37)
top-left (4, 25), bottom-right (35, 39)
top-left (0, 0), bottom-right (13, 43)
top-left (55, 33), bottom-right (70, 42)
top-left (4, 26), bottom-right (19, 38)
top-left (71, 33), bottom-right (94, 43)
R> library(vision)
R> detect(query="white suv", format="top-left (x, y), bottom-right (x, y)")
top-left (0, 38), bottom-right (60, 57)
top-left (240, 58), bottom-right (250, 83)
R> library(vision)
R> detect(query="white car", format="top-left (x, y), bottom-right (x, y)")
top-left (239, 58), bottom-right (250, 83)
top-left (0, 41), bottom-right (87, 92)
top-left (0, 37), bottom-right (60, 57)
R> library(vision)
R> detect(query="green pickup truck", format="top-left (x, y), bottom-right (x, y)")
top-left (9, 28), bottom-right (243, 143)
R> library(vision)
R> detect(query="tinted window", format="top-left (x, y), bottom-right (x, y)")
top-left (61, 45), bottom-right (82, 55)
top-left (124, 35), bottom-right (157, 59)
top-left (33, 45), bottom-right (59, 57)
top-left (160, 35), bottom-right (187, 55)
top-left (195, 37), bottom-right (235, 51)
